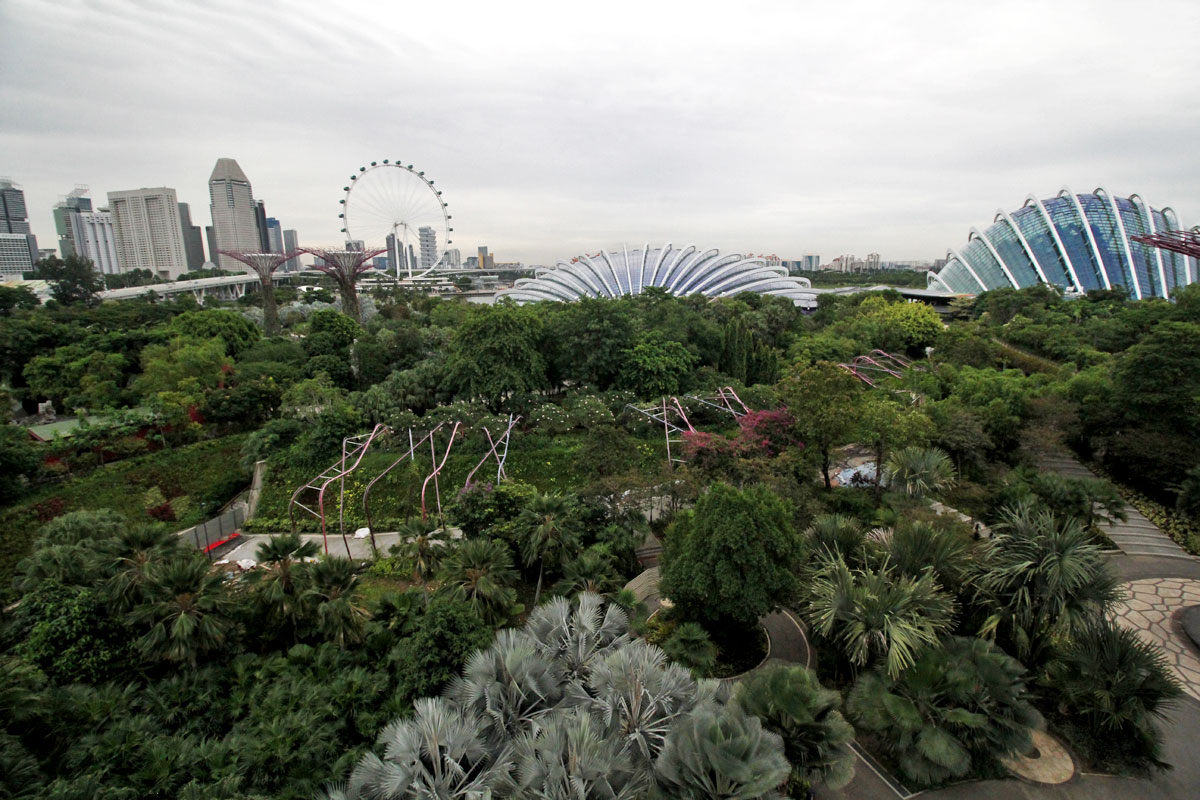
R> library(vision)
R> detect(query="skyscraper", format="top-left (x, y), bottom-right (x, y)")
top-left (53, 187), bottom-right (92, 258)
top-left (801, 254), bottom-right (821, 271)
top-left (254, 200), bottom-right (270, 252)
top-left (75, 209), bottom-right (121, 275)
top-left (208, 158), bottom-right (260, 270)
top-left (445, 248), bottom-right (462, 268)
top-left (0, 178), bottom-right (33, 235)
top-left (205, 226), bottom-right (218, 267)
top-left (177, 202), bottom-right (206, 271)
top-left (265, 217), bottom-right (283, 254)
top-left (418, 225), bottom-right (438, 269)
top-left (107, 187), bottom-right (189, 279)
top-left (477, 246), bottom-right (494, 270)
top-left (283, 229), bottom-right (300, 271)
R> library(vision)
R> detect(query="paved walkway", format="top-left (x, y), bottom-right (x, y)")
top-left (1113, 578), bottom-right (1200, 701)
top-left (1036, 452), bottom-right (1191, 560)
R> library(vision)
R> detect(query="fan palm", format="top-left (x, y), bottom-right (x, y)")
top-left (13, 543), bottom-right (103, 593)
top-left (734, 664), bottom-right (856, 791)
top-left (103, 525), bottom-right (182, 611)
top-left (1045, 615), bottom-right (1182, 767)
top-left (438, 538), bottom-right (521, 626)
top-left (500, 706), bottom-right (648, 799)
top-left (971, 501), bottom-right (1120, 668)
top-left (250, 532), bottom-right (320, 643)
top-left (885, 446), bottom-right (956, 499)
top-left (446, 628), bottom-right (567, 749)
top-left (525, 592), bottom-right (631, 680)
top-left (804, 514), bottom-right (865, 565)
top-left (553, 547), bottom-right (624, 598)
top-left (803, 555), bottom-right (955, 678)
top-left (516, 493), bottom-right (583, 605)
top-left (303, 557), bottom-right (369, 648)
top-left (652, 702), bottom-right (790, 800)
top-left (586, 639), bottom-right (718, 771)
top-left (398, 518), bottom-right (448, 604)
top-left (662, 622), bottom-right (717, 676)
top-left (847, 637), bottom-right (1041, 786)
top-left (129, 554), bottom-right (233, 667)
top-left (347, 697), bottom-right (503, 799)
top-left (884, 521), bottom-right (971, 588)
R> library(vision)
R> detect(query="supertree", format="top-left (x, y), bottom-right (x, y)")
top-left (299, 247), bottom-right (386, 323)
top-left (218, 250), bottom-right (297, 335)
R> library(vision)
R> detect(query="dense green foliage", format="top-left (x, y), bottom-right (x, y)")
top-left (4, 279), bottom-right (1198, 795)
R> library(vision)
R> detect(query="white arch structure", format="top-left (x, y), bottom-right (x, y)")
top-left (498, 243), bottom-right (817, 306)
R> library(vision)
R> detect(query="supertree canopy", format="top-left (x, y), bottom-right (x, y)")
top-left (496, 243), bottom-right (816, 307)
top-left (218, 250), bottom-right (296, 335)
top-left (929, 187), bottom-right (1198, 298)
top-left (299, 247), bottom-right (385, 323)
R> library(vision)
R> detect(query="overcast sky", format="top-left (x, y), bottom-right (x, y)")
top-left (3, 0), bottom-right (1199, 266)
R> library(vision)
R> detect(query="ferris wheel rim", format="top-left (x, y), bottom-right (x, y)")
top-left (339, 161), bottom-right (453, 277)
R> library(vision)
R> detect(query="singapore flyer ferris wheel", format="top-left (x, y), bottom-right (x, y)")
top-left (338, 160), bottom-right (453, 279)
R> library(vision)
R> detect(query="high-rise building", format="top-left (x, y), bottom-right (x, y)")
top-left (0, 234), bottom-right (38, 276)
top-left (445, 247), bottom-right (462, 268)
top-left (801, 254), bottom-right (821, 271)
top-left (265, 217), bottom-right (283, 254)
top-left (864, 253), bottom-right (881, 271)
top-left (53, 187), bottom-right (92, 258)
top-left (208, 158), bottom-right (260, 270)
top-left (283, 229), bottom-right (300, 271)
top-left (205, 226), bottom-right (218, 267)
top-left (77, 210), bottom-right (120, 274)
top-left (107, 187), bottom-right (189, 279)
top-left (0, 178), bottom-right (33, 236)
top-left (386, 232), bottom-right (400, 275)
top-left (418, 225), bottom-right (438, 269)
top-left (477, 246), bottom-right (494, 270)
top-left (254, 200), bottom-right (270, 252)
top-left (177, 202), bottom-right (206, 271)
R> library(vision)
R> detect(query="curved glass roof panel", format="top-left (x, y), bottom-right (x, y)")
top-left (986, 219), bottom-right (1039, 287)
top-left (961, 238), bottom-right (1011, 290)
top-left (1011, 205), bottom-right (1072, 288)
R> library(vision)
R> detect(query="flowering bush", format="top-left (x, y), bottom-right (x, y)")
top-left (566, 395), bottom-right (614, 429)
top-left (529, 403), bottom-right (570, 435)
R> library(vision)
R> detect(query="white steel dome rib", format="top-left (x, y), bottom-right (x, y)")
top-left (497, 243), bottom-right (815, 306)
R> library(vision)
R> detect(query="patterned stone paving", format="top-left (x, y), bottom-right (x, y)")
top-left (1113, 578), bottom-right (1200, 701)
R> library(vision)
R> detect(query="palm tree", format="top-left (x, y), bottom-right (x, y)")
top-left (516, 493), bottom-right (583, 605)
top-left (803, 555), bottom-right (955, 678)
top-left (970, 501), bottom-right (1120, 668)
top-left (653, 702), bottom-right (790, 800)
top-left (398, 518), bottom-right (448, 604)
top-left (847, 637), bottom-right (1041, 787)
top-left (129, 555), bottom-right (233, 667)
top-left (1046, 615), bottom-right (1182, 768)
top-left (552, 547), bottom-right (623, 597)
top-left (885, 446), bottom-right (956, 499)
top-left (347, 697), bottom-right (503, 799)
top-left (524, 592), bottom-right (631, 680)
top-left (734, 664), bottom-right (856, 792)
top-left (446, 628), bottom-right (567, 749)
top-left (14, 543), bottom-right (103, 594)
top-left (804, 514), bottom-right (865, 565)
top-left (884, 521), bottom-right (971, 589)
top-left (438, 538), bottom-right (521, 626)
top-left (500, 706), bottom-right (647, 799)
top-left (103, 525), bottom-right (183, 611)
top-left (303, 557), bottom-right (368, 648)
top-left (251, 532), bottom-right (320, 643)
top-left (662, 622), bottom-right (717, 676)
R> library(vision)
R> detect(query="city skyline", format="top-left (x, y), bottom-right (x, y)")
top-left (2, 1), bottom-right (1199, 267)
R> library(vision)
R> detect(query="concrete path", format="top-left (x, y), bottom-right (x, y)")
top-left (217, 528), bottom-right (463, 564)
top-left (1036, 452), bottom-right (1192, 560)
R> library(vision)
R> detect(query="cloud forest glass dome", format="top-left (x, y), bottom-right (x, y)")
top-left (497, 243), bottom-right (816, 306)
top-left (929, 187), bottom-right (1199, 299)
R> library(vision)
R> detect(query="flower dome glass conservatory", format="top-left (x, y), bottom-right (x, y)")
top-left (496, 243), bottom-right (816, 306)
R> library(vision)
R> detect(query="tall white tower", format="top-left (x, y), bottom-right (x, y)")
top-left (418, 225), bottom-right (438, 269)
top-left (208, 158), bottom-right (260, 271)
